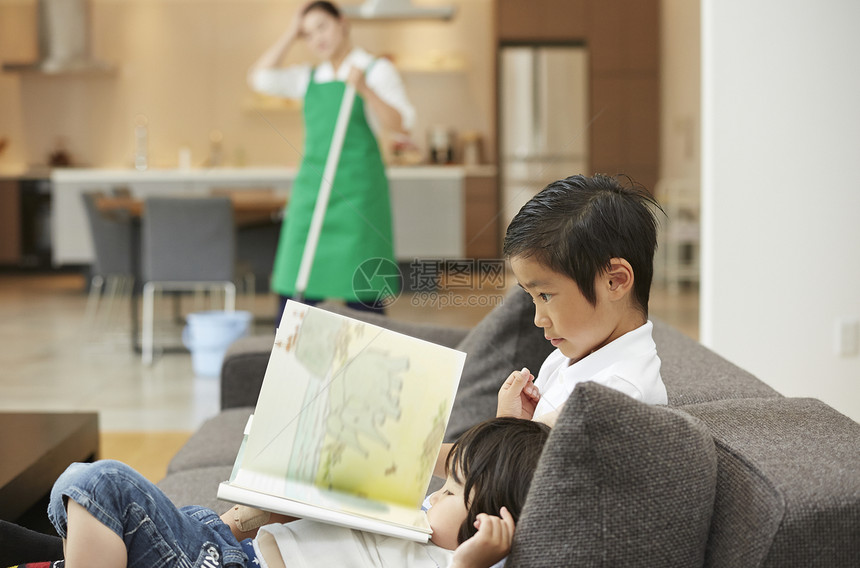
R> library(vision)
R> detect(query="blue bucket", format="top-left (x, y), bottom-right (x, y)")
top-left (183, 310), bottom-right (253, 376)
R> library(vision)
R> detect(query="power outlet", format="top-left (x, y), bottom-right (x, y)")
top-left (835, 318), bottom-right (860, 357)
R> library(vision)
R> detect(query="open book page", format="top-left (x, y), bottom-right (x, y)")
top-left (221, 468), bottom-right (431, 538)
top-left (221, 301), bottom-right (465, 540)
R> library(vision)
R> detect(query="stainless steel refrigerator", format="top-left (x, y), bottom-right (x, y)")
top-left (499, 45), bottom-right (589, 224)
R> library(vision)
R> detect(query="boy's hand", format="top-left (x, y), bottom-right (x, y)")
top-left (450, 507), bottom-right (516, 568)
top-left (497, 368), bottom-right (540, 420)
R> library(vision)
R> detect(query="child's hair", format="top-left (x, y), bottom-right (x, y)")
top-left (302, 1), bottom-right (342, 18)
top-left (446, 417), bottom-right (551, 544)
top-left (503, 174), bottom-right (662, 317)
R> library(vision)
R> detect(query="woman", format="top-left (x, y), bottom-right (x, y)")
top-left (249, 1), bottom-right (414, 317)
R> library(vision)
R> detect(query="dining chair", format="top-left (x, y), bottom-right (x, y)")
top-left (81, 191), bottom-right (135, 336)
top-left (211, 187), bottom-right (280, 298)
top-left (140, 196), bottom-right (236, 364)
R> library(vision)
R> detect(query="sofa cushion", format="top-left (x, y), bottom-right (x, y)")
top-left (157, 465), bottom-right (236, 514)
top-left (445, 287), bottom-right (554, 440)
top-left (167, 407), bottom-right (252, 474)
top-left (652, 319), bottom-right (781, 405)
top-left (508, 382), bottom-right (717, 568)
top-left (681, 397), bottom-right (860, 567)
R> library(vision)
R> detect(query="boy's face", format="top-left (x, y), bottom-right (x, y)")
top-left (510, 255), bottom-right (631, 362)
top-left (426, 472), bottom-right (469, 550)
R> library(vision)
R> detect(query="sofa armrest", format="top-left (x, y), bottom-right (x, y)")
top-left (220, 335), bottom-right (274, 410)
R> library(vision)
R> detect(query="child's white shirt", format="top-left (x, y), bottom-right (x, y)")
top-left (256, 520), bottom-right (454, 568)
top-left (532, 320), bottom-right (667, 418)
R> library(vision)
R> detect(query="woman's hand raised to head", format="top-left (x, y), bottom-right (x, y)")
top-left (288, 1), bottom-right (315, 39)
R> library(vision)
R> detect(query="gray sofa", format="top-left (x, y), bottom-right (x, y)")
top-left (159, 290), bottom-right (860, 567)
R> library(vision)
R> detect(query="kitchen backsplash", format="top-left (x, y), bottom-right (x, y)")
top-left (0, 0), bottom-right (495, 169)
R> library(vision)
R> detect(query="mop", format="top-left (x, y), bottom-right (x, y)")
top-left (294, 84), bottom-right (357, 302)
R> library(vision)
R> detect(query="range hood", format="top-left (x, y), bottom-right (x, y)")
top-left (343, 0), bottom-right (456, 20)
top-left (2, 0), bottom-right (114, 75)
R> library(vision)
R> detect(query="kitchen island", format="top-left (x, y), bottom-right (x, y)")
top-left (51, 165), bottom-right (498, 266)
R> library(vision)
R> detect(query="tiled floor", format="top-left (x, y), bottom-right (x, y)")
top-left (0, 271), bottom-right (698, 433)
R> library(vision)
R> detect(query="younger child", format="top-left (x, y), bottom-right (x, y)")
top-left (45, 417), bottom-right (550, 568)
top-left (497, 173), bottom-right (668, 424)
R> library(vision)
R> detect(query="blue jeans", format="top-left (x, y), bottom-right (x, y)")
top-left (48, 460), bottom-right (247, 568)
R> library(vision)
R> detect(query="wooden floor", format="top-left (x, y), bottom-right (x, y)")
top-left (2, 270), bottom-right (698, 483)
top-left (100, 431), bottom-right (192, 482)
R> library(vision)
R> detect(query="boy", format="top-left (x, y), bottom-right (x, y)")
top-left (435, 174), bottom-right (665, 476)
top-left (497, 173), bottom-right (667, 424)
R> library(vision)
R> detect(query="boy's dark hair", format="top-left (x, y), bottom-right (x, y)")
top-left (303, 1), bottom-right (342, 18)
top-left (446, 417), bottom-right (551, 544)
top-left (503, 174), bottom-right (661, 317)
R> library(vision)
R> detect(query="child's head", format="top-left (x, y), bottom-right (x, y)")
top-left (503, 174), bottom-right (661, 360)
top-left (427, 417), bottom-right (550, 549)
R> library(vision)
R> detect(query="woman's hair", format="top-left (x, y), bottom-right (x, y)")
top-left (302, 1), bottom-right (342, 18)
top-left (446, 417), bottom-right (551, 544)
top-left (503, 174), bottom-right (662, 317)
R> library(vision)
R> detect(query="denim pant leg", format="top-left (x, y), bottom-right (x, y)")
top-left (48, 460), bottom-right (247, 568)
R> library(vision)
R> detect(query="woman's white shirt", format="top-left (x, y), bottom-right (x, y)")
top-left (248, 47), bottom-right (416, 134)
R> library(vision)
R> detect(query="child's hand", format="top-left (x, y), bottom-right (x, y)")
top-left (450, 507), bottom-right (516, 568)
top-left (497, 368), bottom-right (540, 419)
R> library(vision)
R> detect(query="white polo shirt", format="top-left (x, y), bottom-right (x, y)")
top-left (532, 320), bottom-right (667, 418)
top-left (257, 521), bottom-right (453, 568)
top-left (248, 47), bottom-right (416, 134)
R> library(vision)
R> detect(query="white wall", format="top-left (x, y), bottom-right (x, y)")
top-left (701, 0), bottom-right (860, 422)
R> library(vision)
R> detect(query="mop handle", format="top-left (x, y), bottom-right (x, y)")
top-left (294, 83), bottom-right (357, 300)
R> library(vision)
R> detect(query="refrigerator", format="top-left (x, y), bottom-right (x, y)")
top-left (499, 45), bottom-right (589, 224)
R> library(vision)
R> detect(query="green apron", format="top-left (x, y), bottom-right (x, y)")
top-left (272, 65), bottom-right (398, 302)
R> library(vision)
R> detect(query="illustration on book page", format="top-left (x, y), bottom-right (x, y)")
top-left (236, 301), bottom-right (463, 508)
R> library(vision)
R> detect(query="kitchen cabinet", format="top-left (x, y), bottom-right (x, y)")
top-left (496, 0), bottom-right (660, 193)
top-left (0, 180), bottom-right (20, 265)
top-left (464, 174), bottom-right (500, 259)
top-left (51, 166), bottom-right (498, 267)
top-left (0, 172), bottom-right (53, 268)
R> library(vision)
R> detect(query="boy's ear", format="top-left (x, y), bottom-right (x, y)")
top-left (604, 258), bottom-right (634, 298)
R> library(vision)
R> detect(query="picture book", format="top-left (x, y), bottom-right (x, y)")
top-left (217, 300), bottom-right (466, 542)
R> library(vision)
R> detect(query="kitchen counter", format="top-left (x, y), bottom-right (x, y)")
top-left (50, 165), bottom-right (498, 266)
top-left (0, 165), bottom-right (53, 181)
